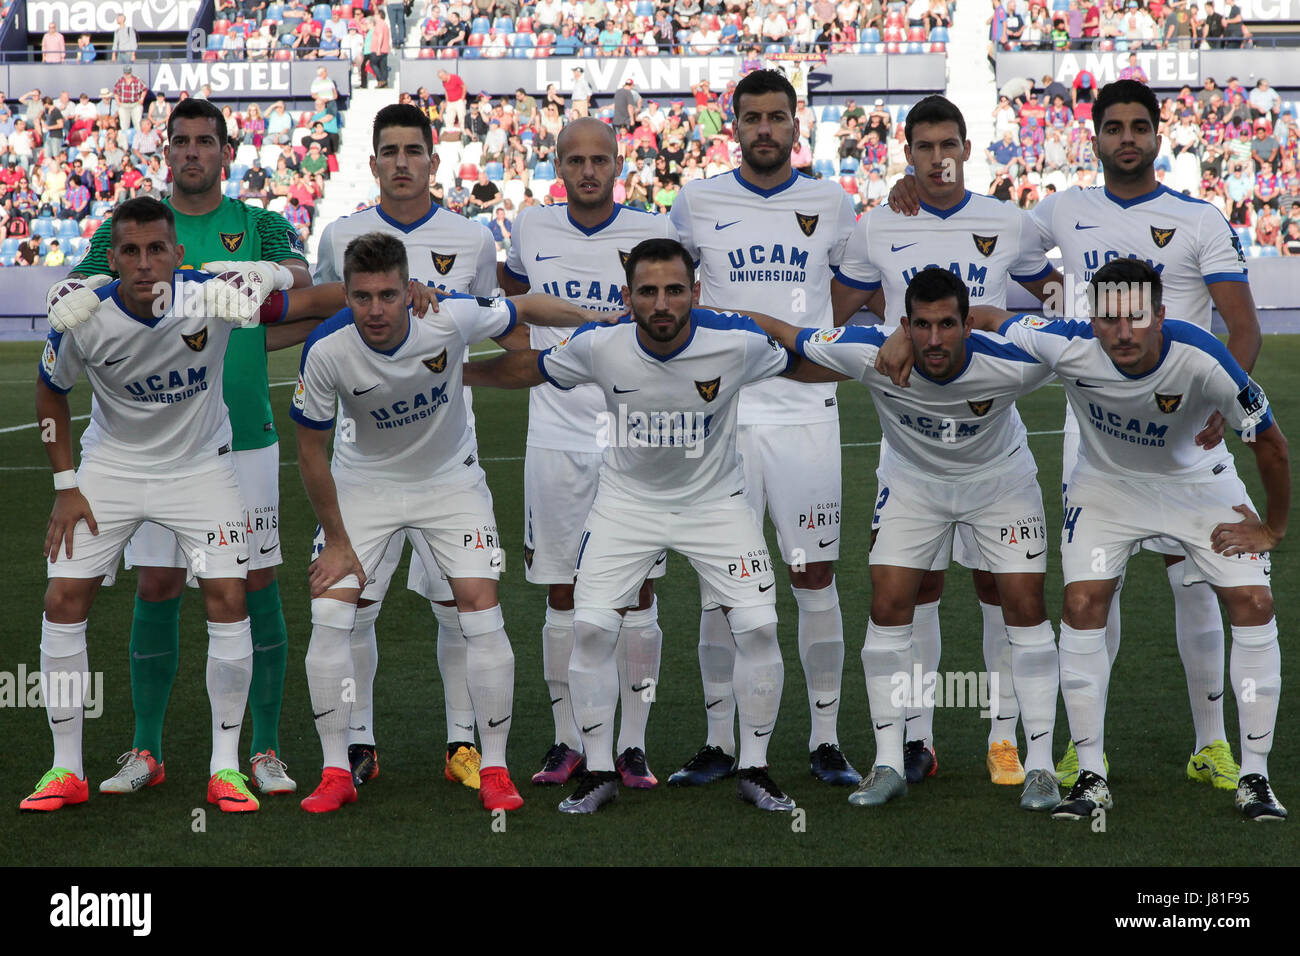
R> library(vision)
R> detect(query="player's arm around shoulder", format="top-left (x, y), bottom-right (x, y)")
top-left (46, 219), bottom-right (114, 332)
top-left (464, 347), bottom-right (548, 389)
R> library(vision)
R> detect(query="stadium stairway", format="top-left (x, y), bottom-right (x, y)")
top-left (945, 0), bottom-right (998, 194)
top-left (306, 86), bottom-right (394, 262)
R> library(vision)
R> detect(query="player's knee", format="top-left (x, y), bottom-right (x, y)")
top-left (1223, 587), bottom-right (1274, 627)
top-left (43, 582), bottom-right (94, 624)
top-left (789, 561), bottom-right (834, 590)
top-left (1000, 590), bottom-right (1047, 628)
top-left (547, 583), bottom-right (575, 611)
top-left (870, 592), bottom-right (914, 628)
top-left (972, 569), bottom-right (1000, 605)
top-left (916, 570), bottom-right (945, 604)
top-left (201, 580), bottom-right (247, 623)
top-left (136, 567), bottom-right (185, 603)
top-left (1062, 586), bottom-right (1108, 630)
top-left (725, 603), bottom-right (778, 637)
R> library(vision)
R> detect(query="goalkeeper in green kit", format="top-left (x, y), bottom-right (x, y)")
top-left (49, 98), bottom-right (340, 799)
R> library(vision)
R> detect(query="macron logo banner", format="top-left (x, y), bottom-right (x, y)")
top-left (26, 0), bottom-right (202, 33)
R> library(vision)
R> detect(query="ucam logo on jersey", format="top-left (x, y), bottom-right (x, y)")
top-left (369, 383), bottom-right (450, 428)
top-left (123, 367), bottom-right (209, 403)
top-left (595, 404), bottom-right (715, 458)
top-left (1086, 402), bottom-right (1169, 446)
top-left (726, 243), bottom-right (809, 283)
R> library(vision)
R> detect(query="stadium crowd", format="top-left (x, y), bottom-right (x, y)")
top-left (986, 69), bottom-right (1300, 255)
top-left (987, 0), bottom-right (1255, 54)
top-left (0, 67), bottom-right (345, 265)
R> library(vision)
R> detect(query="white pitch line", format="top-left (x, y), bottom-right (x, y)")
top-left (0, 413), bottom-right (90, 434)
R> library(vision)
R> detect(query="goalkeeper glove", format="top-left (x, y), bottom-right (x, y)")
top-left (46, 274), bottom-right (114, 332)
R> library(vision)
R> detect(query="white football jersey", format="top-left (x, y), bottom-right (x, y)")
top-left (313, 203), bottom-right (498, 295)
top-left (836, 191), bottom-right (1053, 327)
top-left (290, 295), bottom-right (516, 484)
top-left (39, 273), bottom-right (235, 477)
top-left (539, 310), bottom-right (793, 509)
top-left (797, 325), bottom-right (1053, 480)
top-left (1028, 185), bottom-right (1248, 328)
top-left (505, 203), bottom-right (677, 453)
top-left (670, 170), bottom-right (856, 426)
top-left (999, 314), bottom-right (1272, 483)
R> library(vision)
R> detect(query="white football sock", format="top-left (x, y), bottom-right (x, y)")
top-left (698, 606), bottom-right (737, 755)
top-left (1167, 566), bottom-right (1228, 751)
top-left (905, 600), bottom-right (940, 748)
top-left (542, 604), bottom-right (581, 750)
top-left (1058, 623), bottom-right (1109, 776)
top-left (793, 578), bottom-right (844, 750)
top-left (347, 601), bottom-right (381, 747)
top-left (863, 619), bottom-right (911, 775)
top-left (729, 606), bottom-right (783, 770)
top-left (459, 606), bottom-right (515, 770)
top-left (40, 616), bottom-right (88, 779)
top-left (981, 601), bottom-right (1020, 747)
top-left (1104, 575), bottom-right (1123, 667)
top-left (306, 598), bottom-right (356, 771)
top-left (571, 608), bottom-right (622, 772)
top-left (206, 618), bottom-right (253, 776)
top-left (616, 598), bottom-right (662, 754)
top-left (433, 601), bottom-right (476, 744)
top-left (1005, 621), bottom-right (1058, 772)
top-left (1230, 619), bottom-right (1280, 779)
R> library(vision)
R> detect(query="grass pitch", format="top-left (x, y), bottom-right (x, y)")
top-left (2, 335), bottom-right (1297, 867)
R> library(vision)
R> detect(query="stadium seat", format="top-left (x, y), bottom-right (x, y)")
top-left (57, 219), bottom-right (79, 238)
top-left (80, 217), bottom-right (101, 237)
top-left (634, 0), bottom-right (654, 14)
top-left (862, 27), bottom-right (881, 43)
top-left (1235, 227), bottom-right (1253, 247)
top-left (885, 41), bottom-right (901, 53)
top-left (906, 42), bottom-right (924, 53)
top-left (840, 156), bottom-right (859, 174)
top-left (266, 3), bottom-right (284, 19)
top-left (471, 16), bottom-right (490, 33)
top-left (207, 34), bottom-right (225, 50)
top-left (929, 42), bottom-right (945, 52)
top-left (511, 33), bottom-right (535, 56)
top-left (213, 19), bottom-right (230, 35)
top-left (929, 27), bottom-right (948, 43)
top-left (515, 16), bottom-right (533, 32)
top-left (484, 161), bottom-right (504, 180)
top-left (838, 175), bottom-right (858, 195)
top-left (230, 163), bottom-right (249, 183)
top-left (533, 160), bottom-right (555, 179)
top-left (907, 26), bottom-right (926, 42)
top-left (822, 105), bottom-right (841, 122)
top-left (65, 237), bottom-right (88, 258)
top-left (1, 238), bottom-right (19, 260)
top-left (535, 32), bottom-right (554, 55)
top-left (885, 11), bottom-right (904, 27)
top-left (458, 163), bottom-right (479, 181)
top-left (274, 48), bottom-right (293, 60)
top-left (494, 16), bottom-right (513, 32)
top-left (813, 158), bottom-right (836, 178)
top-left (418, 47), bottom-right (436, 57)
top-left (32, 219), bottom-right (57, 239)
top-left (224, 181), bottom-right (241, 198)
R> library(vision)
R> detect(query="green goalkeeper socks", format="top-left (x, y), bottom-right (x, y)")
top-left (129, 595), bottom-right (182, 761)
top-left (247, 581), bottom-right (288, 758)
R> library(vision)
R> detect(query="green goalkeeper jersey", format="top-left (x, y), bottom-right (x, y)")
top-left (74, 197), bottom-right (308, 451)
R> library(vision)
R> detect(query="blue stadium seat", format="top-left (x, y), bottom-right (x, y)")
top-left (634, 0), bottom-right (654, 15)
top-left (91, 200), bottom-right (113, 218)
top-left (929, 27), bottom-right (948, 43)
top-left (57, 219), bottom-right (80, 238)
top-left (533, 160), bottom-right (555, 179)
top-left (312, 4), bottom-right (332, 22)
top-left (494, 17), bottom-right (514, 32)
top-left (813, 159), bottom-right (836, 178)
top-left (839, 156), bottom-right (859, 174)
top-left (484, 162), bottom-right (504, 179)
top-left (1234, 227), bottom-right (1253, 247)
top-left (208, 34), bottom-right (224, 50)
top-left (471, 16), bottom-right (490, 33)
top-left (1052, 0), bottom-right (1069, 9)
top-left (862, 27), bottom-right (881, 43)
top-left (463, 46), bottom-right (481, 58)
top-left (511, 33), bottom-right (534, 55)
top-left (906, 42), bottom-right (924, 53)
top-left (764, 43), bottom-right (785, 54)
top-left (1, 238), bottom-right (20, 260)
top-left (64, 237), bottom-right (88, 258)
top-left (32, 219), bottom-right (57, 238)
top-left (822, 105), bottom-right (841, 122)
top-left (230, 164), bottom-right (249, 182)
top-left (266, 3), bottom-right (284, 19)
top-left (223, 181), bottom-right (241, 198)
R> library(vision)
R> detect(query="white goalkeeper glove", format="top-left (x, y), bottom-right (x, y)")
top-left (46, 274), bottom-right (114, 332)
top-left (200, 260), bottom-right (295, 327)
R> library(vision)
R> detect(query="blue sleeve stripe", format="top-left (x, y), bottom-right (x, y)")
top-left (289, 406), bottom-right (333, 430)
top-left (1161, 319), bottom-right (1248, 386)
top-left (832, 267), bottom-right (881, 291)
top-left (1233, 411), bottom-right (1275, 438)
top-left (1011, 262), bottom-right (1054, 282)
top-left (783, 347), bottom-right (795, 374)
top-left (1203, 272), bottom-right (1248, 285)
top-left (38, 364), bottom-right (72, 395)
top-left (537, 350), bottom-right (574, 391)
top-left (966, 332), bottom-right (1041, 364)
top-left (490, 298), bottom-right (518, 340)
top-left (997, 316), bottom-right (1020, 336)
top-left (794, 327), bottom-right (814, 356)
top-left (300, 310), bottom-right (353, 372)
top-left (502, 264), bottom-right (529, 285)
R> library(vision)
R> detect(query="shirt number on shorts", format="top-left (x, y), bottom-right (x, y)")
top-left (872, 487), bottom-right (890, 527)
top-left (1063, 506), bottom-right (1083, 544)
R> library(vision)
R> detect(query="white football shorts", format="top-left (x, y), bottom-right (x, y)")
top-left (869, 458), bottom-right (1049, 575)
top-left (48, 458), bottom-right (250, 580)
top-left (575, 489), bottom-right (776, 612)
top-left (738, 421), bottom-right (842, 565)
top-left (1060, 470), bottom-right (1271, 589)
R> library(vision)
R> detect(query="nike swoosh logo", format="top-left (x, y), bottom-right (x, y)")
top-left (653, 553), bottom-right (667, 566)
top-left (353, 384), bottom-right (380, 395)
top-left (758, 582), bottom-right (774, 592)
top-left (217, 795), bottom-right (251, 804)
top-left (105, 355), bottom-right (130, 366)
top-left (133, 650), bottom-right (171, 660)
top-left (819, 537), bottom-right (838, 548)
top-left (875, 722), bottom-right (893, 730)
top-left (253, 642), bottom-right (286, 652)
top-left (581, 723), bottom-right (603, 733)
top-left (1208, 690), bottom-right (1225, 702)
top-left (488, 715), bottom-right (510, 728)
top-left (313, 709), bottom-right (335, 720)
top-left (550, 697), bottom-right (563, 706)
top-left (535, 253), bottom-right (562, 261)
top-left (754, 729), bottom-right (772, 737)
top-left (729, 489), bottom-right (744, 497)
top-left (816, 698), bottom-right (837, 709)
top-left (613, 386), bottom-right (639, 393)
top-left (259, 544), bottom-right (278, 554)
top-left (348, 725), bottom-right (367, 732)
top-left (1072, 738), bottom-right (1091, 746)
top-left (220, 721), bottom-right (240, 730)
top-left (706, 698), bottom-right (724, 709)
top-left (1031, 731), bottom-right (1049, 740)
top-left (905, 714), bottom-right (920, 722)
top-left (236, 556), bottom-right (249, 564)
top-left (1026, 549), bottom-right (1045, 559)
top-left (995, 715), bottom-right (1016, 722)
top-left (1247, 731), bottom-right (1272, 740)
top-left (1074, 222), bottom-right (1098, 230)
top-left (1075, 380), bottom-right (1104, 389)
top-left (890, 242), bottom-right (917, 252)
top-left (630, 681), bottom-right (653, 692)
top-left (51, 716), bottom-right (75, 724)
top-left (715, 220), bottom-right (741, 230)
top-left (455, 722), bottom-right (474, 730)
